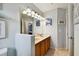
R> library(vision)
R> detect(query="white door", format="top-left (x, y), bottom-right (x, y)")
top-left (67, 4), bottom-right (74, 55)
top-left (74, 24), bottom-right (79, 56)
top-left (74, 4), bottom-right (79, 56)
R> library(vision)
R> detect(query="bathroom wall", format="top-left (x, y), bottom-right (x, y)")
top-left (0, 3), bottom-right (20, 48)
top-left (44, 9), bottom-right (57, 48)
top-left (0, 3), bottom-right (43, 48)
top-left (33, 19), bottom-right (45, 35)
top-left (0, 3), bottom-right (3, 10)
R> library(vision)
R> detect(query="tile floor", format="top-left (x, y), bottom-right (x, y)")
top-left (45, 48), bottom-right (70, 56)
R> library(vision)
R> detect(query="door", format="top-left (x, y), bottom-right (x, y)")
top-left (74, 24), bottom-right (79, 56)
top-left (57, 8), bottom-right (66, 48)
top-left (74, 4), bottom-right (79, 56)
top-left (67, 4), bottom-right (74, 56)
top-left (58, 23), bottom-right (66, 48)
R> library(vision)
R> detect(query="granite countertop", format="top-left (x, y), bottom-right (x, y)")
top-left (35, 35), bottom-right (50, 45)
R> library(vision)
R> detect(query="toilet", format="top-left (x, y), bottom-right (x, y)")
top-left (0, 48), bottom-right (7, 56)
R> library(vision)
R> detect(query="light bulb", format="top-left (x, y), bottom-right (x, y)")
top-left (22, 10), bottom-right (27, 14)
top-left (34, 13), bottom-right (38, 19)
top-left (40, 16), bottom-right (43, 20)
top-left (27, 12), bottom-right (31, 16)
top-left (31, 11), bottom-right (35, 17)
top-left (37, 15), bottom-right (40, 19)
top-left (26, 8), bottom-right (32, 16)
top-left (42, 18), bottom-right (45, 20)
top-left (26, 8), bottom-right (31, 13)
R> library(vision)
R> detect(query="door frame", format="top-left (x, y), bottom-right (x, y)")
top-left (66, 4), bottom-right (74, 56)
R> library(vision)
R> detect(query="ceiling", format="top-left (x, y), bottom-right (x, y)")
top-left (33, 3), bottom-right (68, 13)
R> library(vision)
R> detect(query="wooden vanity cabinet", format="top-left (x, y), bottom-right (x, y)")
top-left (35, 43), bottom-right (41, 56)
top-left (45, 37), bottom-right (50, 54)
top-left (35, 37), bottom-right (50, 56)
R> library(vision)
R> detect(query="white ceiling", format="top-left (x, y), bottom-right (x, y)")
top-left (33, 3), bottom-right (68, 13)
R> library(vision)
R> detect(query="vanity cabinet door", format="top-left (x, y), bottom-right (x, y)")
top-left (45, 39), bottom-right (48, 53)
top-left (48, 37), bottom-right (50, 49)
top-left (35, 43), bottom-right (41, 56)
top-left (45, 37), bottom-right (50, 53)
top-left (40, 40), bottom-right (45, 56)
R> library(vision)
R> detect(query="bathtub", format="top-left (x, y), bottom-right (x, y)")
top-left (0, 48), bottom-right (7, 56)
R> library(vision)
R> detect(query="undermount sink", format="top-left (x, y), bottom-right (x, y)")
top-left (35, 34), bottom-right (49, 41)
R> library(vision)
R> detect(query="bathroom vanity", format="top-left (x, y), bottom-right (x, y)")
top-left (35, 35), bottom-right (50, 56)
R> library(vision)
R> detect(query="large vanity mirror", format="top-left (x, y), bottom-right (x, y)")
top-left (20, 14), bottom-right (34, 34)
top-left (20, 8), bottom-right (45, 35)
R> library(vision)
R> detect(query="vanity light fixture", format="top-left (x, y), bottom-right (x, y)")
top-left (22, 8), bottom-right (45, 20)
